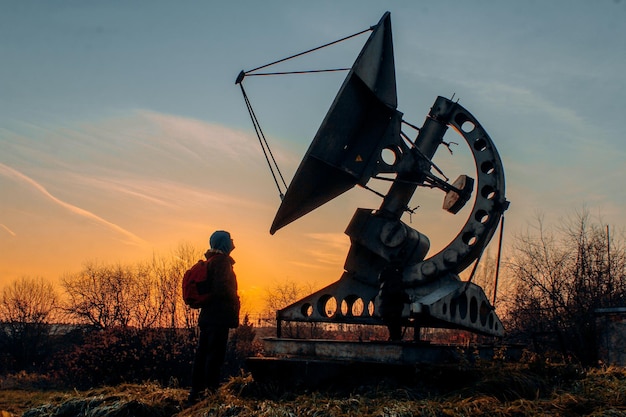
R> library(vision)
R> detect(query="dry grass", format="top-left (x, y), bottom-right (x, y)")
top-left (3, 364), bottom-right (626, 417)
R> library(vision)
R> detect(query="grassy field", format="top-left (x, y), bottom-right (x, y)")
top-left (2, 362), bottom-right (626, 417)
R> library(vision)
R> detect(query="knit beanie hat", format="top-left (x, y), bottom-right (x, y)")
top-left (209, 230), bottom-right (233, 254)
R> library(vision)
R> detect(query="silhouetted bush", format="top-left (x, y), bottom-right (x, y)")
top-left (503, 211), bottom-right (626, 365)
top-left (44, 321), bottom-right (264, 390)
top-left (48, 327), bottom-right (196, 389)
top-left (224, 314), bottom-right (264, 377)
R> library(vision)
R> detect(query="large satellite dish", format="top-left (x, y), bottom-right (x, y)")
top-left (238, 11), bottom-right (509, 347)
top-left (271, 12), bottom-right (400, 234)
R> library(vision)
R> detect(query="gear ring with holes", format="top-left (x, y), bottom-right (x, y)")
top-left (405, 97), bottom-right (507, 286)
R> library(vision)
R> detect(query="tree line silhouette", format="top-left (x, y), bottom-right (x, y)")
top-left (1, 209), bottom-right (624, 388)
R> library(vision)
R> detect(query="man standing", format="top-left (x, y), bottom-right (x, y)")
top-left (188, 230), bottom-right (240, 403)
top-left (378, 260), bottom-right (409, 341)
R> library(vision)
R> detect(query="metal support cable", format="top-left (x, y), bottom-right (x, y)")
top-left (244, 27), bottom-right (371, 75)
top-left (245, 68), bottom-right (351, 77)
top-left (465, 251), bottom-right (483, 288)
top-left (235, 25), bottom-right (372, 201)
top-left (492, 214), bottom-right (505, 306)
top-left (401, 119), bottom-right (421, 133)
top-left (463, 213), bottom-right (506, 308)
top-left (239, 83), bottom-right (287, 199)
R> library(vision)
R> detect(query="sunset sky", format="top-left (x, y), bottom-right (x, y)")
top-left (1, 1), bottom-right (625, 313)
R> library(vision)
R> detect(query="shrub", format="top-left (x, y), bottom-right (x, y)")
top-left (48, 327), bottom-right (196, 389)
top-left (46, 320), bottom-right (263, 390)
top-left (224, 314), bottom-right (264, 377)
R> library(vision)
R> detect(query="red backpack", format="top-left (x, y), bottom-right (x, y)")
top-left (182, 259), bottom-right (212, 309)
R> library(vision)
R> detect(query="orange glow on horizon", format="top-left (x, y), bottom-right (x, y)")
top-left (0, 110), bottom-right (510, 319)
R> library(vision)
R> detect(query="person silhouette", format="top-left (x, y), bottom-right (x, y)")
top-left (378, 260), bottom-right (409, 341)
top-left (188, 230), bottom-right (240, 404)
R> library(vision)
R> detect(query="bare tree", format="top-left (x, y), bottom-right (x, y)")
top-left (503, 209), bottom-right (626, 364)
top-left (263, 281), bottom-right (307, 316)
top-left (143, 243), bottom-right (203, 330)
top-left (146, 253), bottom-right (175, 329)
top-left (0, 277), bottom-right (58, 369)
top-left (462, 249), bottom-right (500, 305)
top-left (62, 261), bottom-right (146, 328)
top-left (60, 242), bottom-right (204, 330)
top-left (263, 280), bottom-right (321, 338)
top-left (130, 261), bottom-right (162, 329)
top-left (172, 243), bottom-right (203, 329)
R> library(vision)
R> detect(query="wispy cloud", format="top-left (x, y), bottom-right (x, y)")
top-left (0, 224), bottom-right (16, 237)
top-left (303, 232), bottom-right (350, 266)
top-left (139, 110), bottom-right (297, 166)
top-left (0, 162), bottom-right (145, 246)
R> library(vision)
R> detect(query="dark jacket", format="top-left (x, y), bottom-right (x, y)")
top-left (198, 251), bottom-right (240, 328)
top-left (378, 264), bottom-right (409, 320)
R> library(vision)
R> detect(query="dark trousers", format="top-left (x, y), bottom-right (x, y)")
top-left (384, 319), bottom-right (403, 341)
top-left (191, 325), bottom-right (229, 393)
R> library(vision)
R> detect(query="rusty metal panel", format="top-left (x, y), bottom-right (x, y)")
top-left (262, 338), bottom-right (456, 365)
top-left (596, 308), bottom-right (626, 366)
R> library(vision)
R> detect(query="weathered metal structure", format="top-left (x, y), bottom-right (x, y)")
top-left (238, 12), bottom-right (509, 377)
top-left (596, 307), bottom-right (626, 366)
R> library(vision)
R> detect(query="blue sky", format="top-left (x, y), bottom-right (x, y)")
top-left (1, 1), bottom-right (625, 305)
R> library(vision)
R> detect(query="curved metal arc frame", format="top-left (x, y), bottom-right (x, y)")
top-left (273, 96), bottom-right (508, 338)
top-left (404, 97), bottom-right (508, 286)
